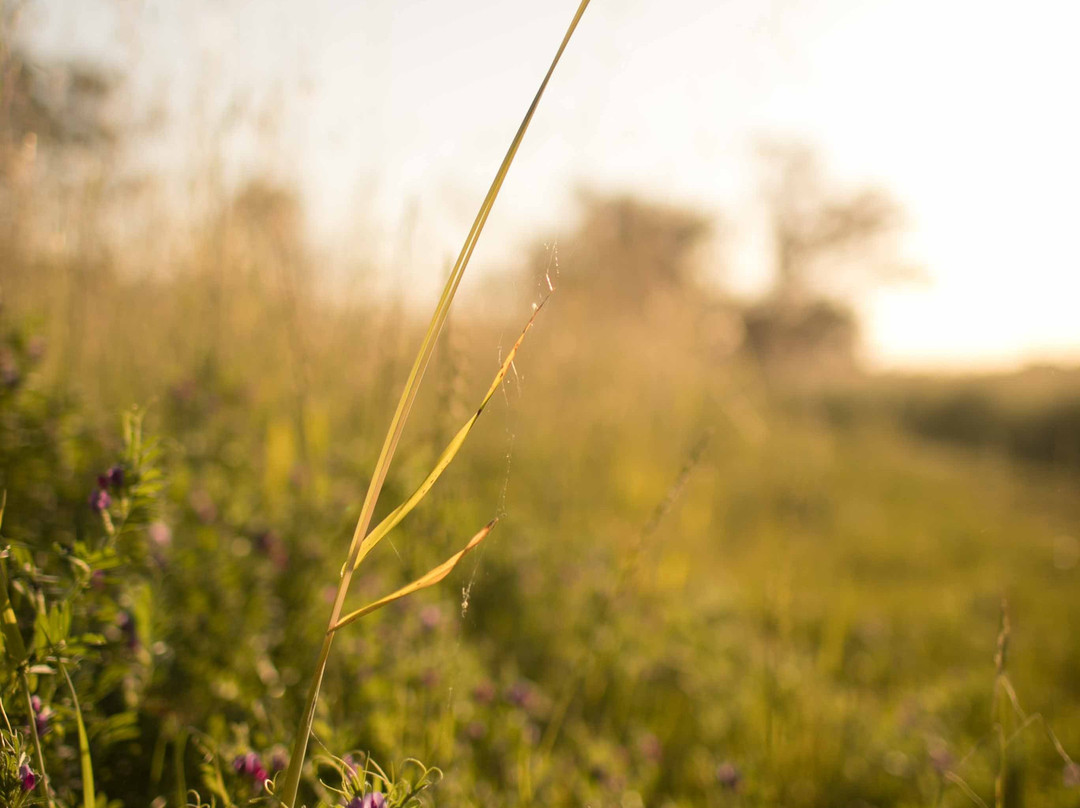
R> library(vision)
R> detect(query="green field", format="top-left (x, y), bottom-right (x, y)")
top-left (0, 254), bottom-right (1078, 806)
top-left (2, 4), bottom-right (1079, 804)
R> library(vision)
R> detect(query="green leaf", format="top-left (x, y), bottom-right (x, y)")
top-left (60, 661), bottom-right (96, 808)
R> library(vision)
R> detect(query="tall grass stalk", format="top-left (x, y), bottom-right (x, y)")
top-left (277, 2), bottom-right (591, 804)
top-left (58, 660), bottom-right (95, 808)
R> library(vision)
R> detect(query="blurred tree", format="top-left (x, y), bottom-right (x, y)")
top-left (743, 142), bottom-right (914, 379)
top-left (527, 190), bottom-right (712, 315)
top-left (521, 190), bottom-right (743, 363)
top-left (575, 191), bottom-right (710, 302)
top-left (757, 141), bottom-right (910, 304)
top-left (1, 22), bottom-right (119, 187)
top-left (1, 10), bottom-right (122, 265)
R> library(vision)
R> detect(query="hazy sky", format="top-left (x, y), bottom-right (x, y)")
top-left (26, 0), bottom-right (1080, 370)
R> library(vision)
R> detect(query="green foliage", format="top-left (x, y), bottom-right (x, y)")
top-left (2, 4), bottom-right (1080, 807)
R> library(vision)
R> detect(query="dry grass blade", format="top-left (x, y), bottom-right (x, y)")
top-left (337, 0), bottom-right (590, 579)
top-left (278, 2), bottom-right (591, 804)
top-left (333, 520), bottom-right (496, 632)
top-left (350, 299), bottom-right (546, 573)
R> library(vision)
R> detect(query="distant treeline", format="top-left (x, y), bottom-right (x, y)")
top-left (819, 369), bottom-right (1080, 471)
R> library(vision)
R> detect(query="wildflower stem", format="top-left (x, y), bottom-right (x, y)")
top-left (21, 669), bottom-right (56, 808)
top-left (0, 691), bottom-right (12, 734)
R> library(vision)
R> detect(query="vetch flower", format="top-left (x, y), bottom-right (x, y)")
top-left (149, 521), bottom-right (172, 547)
top-left (1065, 761), bottom-right (1080, 788)
top-left (106, 465), bottom-right (125, 489)
top-left (116, 610), bottom-right (139, 650)
top-left (342, 753), bottom-right (359, 777)
top-left (472, 680), bottom-right (496, 705)
top-left (35, 707), bottom-right (52, 738)
top-left (27, 335), bottom-right (46, 362)
top-left (89, 488), bottom-right (111, 512)
top-left (506, 680), bottom-right (534, 709)
top-left (716, 761), bottom-right (742, 792)
top-left (253, 530), bottom-right (288, 571)
top-left (466, 720), bottom-right (487, 741)
top-left (928, 744), bottom-right (953, 775)
top-left (269, 746), bottom-right (289, 772)
top-left (419, 604), bottom-right (442, 631)
top-left (253, 765), bottom-right (269, 788)
top-left (19, 763), bottom-right (35, 792)
top-left (233, 752), bottom-right (268, 788)
top-left (344, 793), bottom-right (387, 808)
top-left (30, 695), bottom-right (52, 737)
top-left (639, 732), bottom-right (662, 763)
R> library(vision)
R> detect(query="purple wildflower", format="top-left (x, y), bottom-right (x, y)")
top-left (30, 695), bottom-right (51, 737)
top-left (716, 761), bottom-right (742, 792)
top-left (19, 763), bottom-right (35, 792)
top-left (106, 465), bottom-right (125, 489)
top-left (116, 610), bottom-right (139, 650)
top-left (1, 351), bottom-right (19, 389)
top-left (35, 707), bottom-right (52, 738)
top-left (929, 744), bottom-right (953, 775)
top-left (343, 793), bottom-right (387, 808)
top-left (466, 720), bottom-right (487, 741)
top-left (472, 680), bottom-right (496, 705)
top-left (505, 680), bottom-right (534, 710)
top-left (242, 752), bottom-right (261, 776)
top-left (419, 605), bottom-right (442, 631)
top-left (189, 489), bottom-right (217, 523)
top-left (1065, 761), bottom-right (1080, 788)
top-left (89, 488), bottom-right (111, 512)
top-left (27, 336), bottom-right (46, 362)
top-left (639, 732), bottom-right (662, 763)
top-left (233, 752), bottom-right (268, 788)
top-left (94, 465), bottom-right (124, 493)
top-left (149, 522), bottom-right (172, 547)
top-left (269, 746), bottom-right (288, 772)
top-left (253, 530), bottom-right (288, 571)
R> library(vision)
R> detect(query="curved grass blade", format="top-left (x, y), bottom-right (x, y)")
top-left (279, 2), bottom-right (592, 803)
top-left (332, 520), bottom-right (496, 633)
top-left (59, 660), bottom-right (95, 808)
top-left (349, 299), bottom-right (546, 573)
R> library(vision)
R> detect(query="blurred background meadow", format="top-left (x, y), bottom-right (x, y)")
top-left (1, 0), bottom-right (1079, 806)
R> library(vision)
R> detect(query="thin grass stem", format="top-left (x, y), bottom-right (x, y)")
top-left (277, 3), bottom-right (591, 804)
